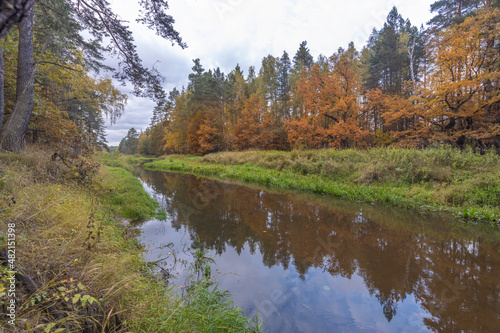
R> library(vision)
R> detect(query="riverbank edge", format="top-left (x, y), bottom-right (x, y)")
top-left (143, 148), bottom-right (500, 228)
top-left (0, 148), bottom-right (261, 332)
top-left (96, 153), bottom-right (263, 331)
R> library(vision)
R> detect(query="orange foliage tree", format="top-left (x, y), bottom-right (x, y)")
top-left (418, 8), bottom-right (500, 145)
top-left (363, 88), bottom-right (426, 147)
top-left (234, 94), bottom-right (265, 150)
top-left (287, 49), bottom-right (368, 149)
top-left (196, 117), bottom-right (218, 154)
top-left (187, 109), bottom-right (222, 155)
top-left (285, 116), bottom-right (329, 149)
top-left (163, 92), bottom-right (190, 154)
top-left (149, 8), bottom-right (500, 153)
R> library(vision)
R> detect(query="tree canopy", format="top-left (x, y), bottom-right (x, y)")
top-left (0, 0), bottom-right (184, 152)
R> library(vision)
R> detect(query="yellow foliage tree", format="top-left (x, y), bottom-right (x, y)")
top-left (419, 8), bottom-right (500, 145)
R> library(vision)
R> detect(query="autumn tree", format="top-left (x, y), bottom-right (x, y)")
top-left (163, 88), bottom-right (190, 154)
top-left (287, 46), bottom-right (368, 149)
top-left (138, 129), bottom-right (152, 155)
top-left (144, 5), bottom-right (500, 154)
top-left (285, 116), bottom-right (329, 149)
top-left (365, 90), bottom-right (424, 147)
top-left (329, 45), bottom-right (369, 147)
top-left (145, 87), bottom-right (179, 156)
top-left (418, 8), bottom-right (500, 145)
top-left (149, 120), bottom-right (168, 155)
top-left (233, 94), bottom-right (265, 150)
top-left (185, 61), bottom-right (227, 154)
top-left (226, 64), bottom-right (246, 126)
top-left (64, 76), bottom-right (126, 151)
top-left (2, 6), bottom-right (127, 155)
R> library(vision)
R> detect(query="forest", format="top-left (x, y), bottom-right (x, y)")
top-left (127, 2), bottom-right (500, 156)
top-left (0, 1), bottom-right (499, 158)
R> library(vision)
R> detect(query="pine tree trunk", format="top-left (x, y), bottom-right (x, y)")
top-left (0, 0), bottom-right (36, 39)
top-left (0, 45), bottom-right (4, 135)
top-left (0, 5), bottom-right (33, 152)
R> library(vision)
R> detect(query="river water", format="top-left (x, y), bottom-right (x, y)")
top-left (136, 169), bottom-right (500, 333)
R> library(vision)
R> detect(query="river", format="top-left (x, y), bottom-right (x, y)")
top-left (135, 169), bottom-right (500, 333)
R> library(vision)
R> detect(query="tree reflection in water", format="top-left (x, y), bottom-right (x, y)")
top-left (139, 170), bottom-right (500, 332)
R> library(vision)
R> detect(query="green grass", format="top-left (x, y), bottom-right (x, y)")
top-left (132, 245), bottom-right (262, 332)
top-left (127, 280), bottom-right (261, 332)
top-left (95, 153), bottom-right (165, 220)
top-left (97, 152), bottom-right (158, 172)
top-left (97, 152), bottom-right (137, 172)
top-left (145, 147), bottom-right (500, 227)
top-left (96, 165), bottom-right (159, 220)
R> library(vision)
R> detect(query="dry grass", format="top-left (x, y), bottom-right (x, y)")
top-left (0, 154), bottom-right (130, 331)
top-left (0, 147), bottom-right (153, 331)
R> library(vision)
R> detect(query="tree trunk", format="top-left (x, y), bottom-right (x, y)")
top-left (0, 0), bottom-right (36, 39)
top-left (0, 5), bottom-right (33, 152)
top-left (408, 38), bottom-right (416, 90)
top-left (0, 45), bottom-right (4, 134)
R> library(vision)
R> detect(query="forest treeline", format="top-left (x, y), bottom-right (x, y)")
top-left (1, 1), bottom-right (499, 157)
top-left (133, 1), bottom-right (500, 156)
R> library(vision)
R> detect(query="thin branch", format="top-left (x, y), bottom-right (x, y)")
top-left (79, 0), bottom-right (134, 65)
top-left (35, 60), bottom-right (83, 73)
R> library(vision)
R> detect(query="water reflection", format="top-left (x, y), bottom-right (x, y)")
top-left (137, 169), bottom-right (500, 333)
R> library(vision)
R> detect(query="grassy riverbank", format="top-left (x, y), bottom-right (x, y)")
top-left (0, 147), bottom-right (261, 332)
top-left (145, 147), bottom-right (500, 227)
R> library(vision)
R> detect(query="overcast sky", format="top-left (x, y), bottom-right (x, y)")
top-left (104, 0), bottom-right (435, 146)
